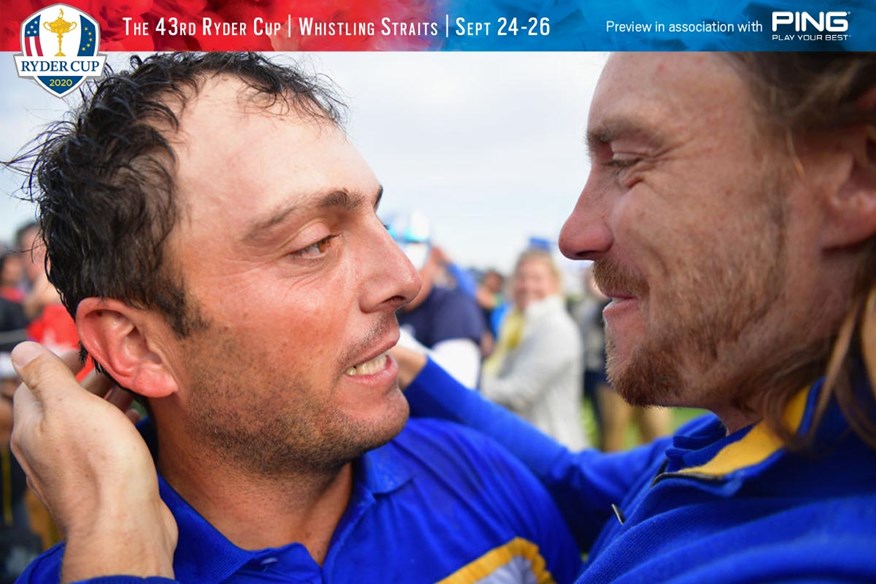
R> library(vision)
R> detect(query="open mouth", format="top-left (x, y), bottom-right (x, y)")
top-left (345, 352), bottom-right (389, 376)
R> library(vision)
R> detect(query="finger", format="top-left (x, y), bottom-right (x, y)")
top-left (63, 353), bottom-right (115, 398)
top-left (81, 368), bottom-right (113, 398)
top-left (11, 342), bottom-right (83, 410)
top-left (105, 385), bottom-right (134, 413)
top-left (59, 350), bottom-right (85, 375)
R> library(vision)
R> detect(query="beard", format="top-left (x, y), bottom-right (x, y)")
top-left (596, 180), bottom-right (788, 410)
top-left (175, 315), bottom-right (408, 478)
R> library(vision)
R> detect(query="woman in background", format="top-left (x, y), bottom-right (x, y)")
top-left (480, 249), bottom-right (587, 449)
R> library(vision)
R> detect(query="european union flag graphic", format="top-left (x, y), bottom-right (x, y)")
top-left (77, 16), bottom-right (97, 56)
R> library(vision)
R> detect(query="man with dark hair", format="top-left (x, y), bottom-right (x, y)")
top-left (11, 51), bottom-right (876, 582)
top-left (7, 53), bottom-right (580, 583)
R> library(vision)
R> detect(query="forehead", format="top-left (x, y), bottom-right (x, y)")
top-left (170, 75), bottom-right (375, 230)
top-left (516, 256), bottom-right (554, 275)
top-left (590, 53), bottom-right (753, 138)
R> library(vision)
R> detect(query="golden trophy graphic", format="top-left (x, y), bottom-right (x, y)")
top-left (43, 9), bottom-right (77, 57)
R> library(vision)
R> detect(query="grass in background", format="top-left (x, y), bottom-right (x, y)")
top-left (581, 399), bottom-right (708, 451)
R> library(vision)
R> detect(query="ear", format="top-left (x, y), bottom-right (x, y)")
top-left (76, 298), bottom-right (180, 399)
top-left (820, 87), bottom-right (876, 250)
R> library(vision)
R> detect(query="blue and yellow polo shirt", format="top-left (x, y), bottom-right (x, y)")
top-left (18, 417), bottom-right (582, 583)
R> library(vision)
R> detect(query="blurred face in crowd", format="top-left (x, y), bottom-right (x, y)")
top-left (143, 76), bottom-right (420, 476)
top-left (559, 54), bottom-right (831, 425)
top-left (512, 255), bottom-right (559, 311)
top-left (0, 254), bottom-right (23, 287)
top-left (482, 271), bottom-right (504, 295)
top-left (16, 225), bottom-right (44, 285)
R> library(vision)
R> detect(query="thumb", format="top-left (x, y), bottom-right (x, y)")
top-left (11, 342), bottom-right (79, 409)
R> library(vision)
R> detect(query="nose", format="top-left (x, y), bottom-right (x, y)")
top-left (360, 219), bottom-right (422, 313)
top-left (558, 177), bottom-right (613, 261)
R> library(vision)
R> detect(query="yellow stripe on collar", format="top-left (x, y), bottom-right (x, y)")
top-left (678, 388), bottom-right (810, 477)
top-left (437, 537), bottom-right (553, 584)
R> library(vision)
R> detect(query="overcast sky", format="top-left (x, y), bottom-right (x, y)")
top-left (0, 52), bottom-right (607, 277)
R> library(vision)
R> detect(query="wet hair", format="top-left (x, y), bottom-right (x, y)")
top-left (10, 53), bottom-right (344, 339)
top-left (729, 53), bottom-right (876, 449)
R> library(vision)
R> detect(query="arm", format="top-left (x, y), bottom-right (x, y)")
top-left (403, 356), bottom-right (665, 548)
top-left (10, 342), bottom-right (177, 583)
top-left (444, 262), bottom-right (478, 298)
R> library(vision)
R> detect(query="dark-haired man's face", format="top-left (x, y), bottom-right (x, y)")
top-left (558, 54), bottom-right (830, 426)
top-left (154, 76), bottom-right (420, 476)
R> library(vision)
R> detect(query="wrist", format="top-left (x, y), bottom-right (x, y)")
top-left (62, 500), bottom-right (176, 582)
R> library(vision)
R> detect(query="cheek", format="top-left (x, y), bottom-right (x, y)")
top-left (613, 191), bottom-right (671, 271)
top-left (262, 303), bottom-right (346, 356)
top-left (512, 280), bottom-right (527, 298)
top-left (212, 288), bottom-right (347, 378)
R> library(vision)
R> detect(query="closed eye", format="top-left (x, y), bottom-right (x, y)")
top-left (290, 235), bottom-right (338, 259)
top-left (605, 155), bottom-right (640, 170)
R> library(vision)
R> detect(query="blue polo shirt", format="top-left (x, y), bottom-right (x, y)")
top-left (406, 358), bottom-right (876, 583)
top-left (18, 418), bottom-right (582, 583)
top-left (399, 286), bottom-right (485, 349)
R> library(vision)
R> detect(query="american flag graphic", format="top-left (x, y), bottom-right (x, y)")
top-left (23, 15), bottom-right (42, 57)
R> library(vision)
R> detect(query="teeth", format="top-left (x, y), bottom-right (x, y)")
top-left (346, 353), bottom-right (388, 376)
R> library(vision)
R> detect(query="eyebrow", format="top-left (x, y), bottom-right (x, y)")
top-left (586, 120), bottom-right (636, 152)
top-left (585, 117), bottom-right (663, 155)
top-left (242, 185), bottom-right (384, 244)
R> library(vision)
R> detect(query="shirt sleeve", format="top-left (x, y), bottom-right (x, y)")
top-left (430, 289), bottom-right (486, 346)
top-left (15, 544), bottom-right (180, 584)
top-left (444, 262), bottom-right (478, 298)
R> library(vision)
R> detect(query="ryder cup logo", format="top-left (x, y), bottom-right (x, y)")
top-left (13, 4), bottom-right (106, 98)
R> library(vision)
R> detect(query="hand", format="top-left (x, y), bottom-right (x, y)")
top-left (390, 344), bottom-right (428, 389)
top-left (10, 342), bottom-right (177, 582)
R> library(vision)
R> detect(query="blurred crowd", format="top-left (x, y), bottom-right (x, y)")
top-left (1, 221), bottom-right (76, 582)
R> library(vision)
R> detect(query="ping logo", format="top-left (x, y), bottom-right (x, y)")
top-left (771, 11), bottom-right (849, 33)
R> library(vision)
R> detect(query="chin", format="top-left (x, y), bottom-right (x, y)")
top-left (355, 392), bottom-right (411, 448)
top-left (608, 340), bottom-right (685, 409)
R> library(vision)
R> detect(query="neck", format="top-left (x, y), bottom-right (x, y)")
top-left (706, 336), bottom-right (830, 435)
top-left (712, 406), bottom-right (762, 435)
top-left (155, 425), bottom-right (354, 565)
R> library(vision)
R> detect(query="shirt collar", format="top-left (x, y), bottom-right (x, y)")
top-left (675, 386), bottom-right (811, 478)
top-left (158, 476), bottom-right (259, 582)
top-left (141, 421), bottom-right (412, 581)
top-left (355, 436), bottom-right (413, 495)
